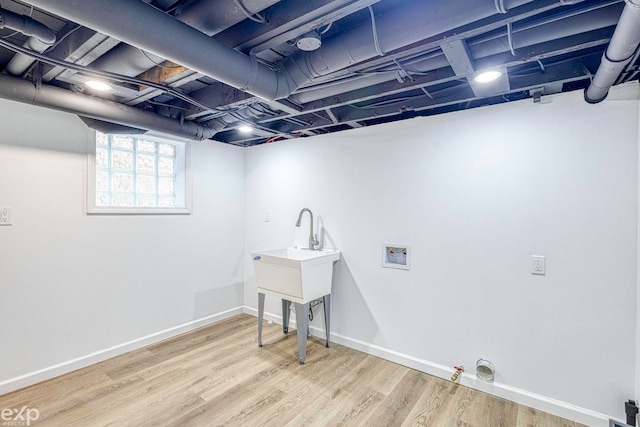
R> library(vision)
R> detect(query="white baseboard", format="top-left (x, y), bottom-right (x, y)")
top-left (1, 306), bottom-right (622, 427)
top-left (242, 306), bottom-right (616, 427)
top-left (0, 306), bottom-right (244, 396)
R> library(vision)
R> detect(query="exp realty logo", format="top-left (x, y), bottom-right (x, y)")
top-left (1, 407), bottom-right (40, 426)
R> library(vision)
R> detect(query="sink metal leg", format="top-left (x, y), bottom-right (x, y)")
top-left (323, 294), bottom-right (331, 348)
top-left (294, 302), bottom-right (310, 364)
top-left (282, 299), bottom-right (291, 334)
top-left (257, 292), bottom-right (265, 347)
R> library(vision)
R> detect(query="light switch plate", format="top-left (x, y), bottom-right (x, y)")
top-left (531, 255), bottom-right (545, 275)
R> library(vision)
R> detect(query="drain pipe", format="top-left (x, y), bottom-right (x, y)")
top-left (625, 400), bottom-right (638, 426)
top-left (585, 0), bottom-right (640, 103)
top-left (0, 8), bottom-right (56, 75)
top-left (0, 73), bottom-right (215, 140)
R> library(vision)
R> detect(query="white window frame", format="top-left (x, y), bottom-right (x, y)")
top-left (86, 129), bottom-right (192, 215)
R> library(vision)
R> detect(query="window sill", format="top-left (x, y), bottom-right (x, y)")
top-left (87, 207), bottom-right (191, 215)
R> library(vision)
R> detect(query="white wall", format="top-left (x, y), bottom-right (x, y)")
top-left (1, 83), bottom-right (637, 423)
top-left (637, 100), bottom-right (640, 413)
top-left (0, 99), bottom-right (245, 388)
top-left (244, 84), bottom-right (639, 422)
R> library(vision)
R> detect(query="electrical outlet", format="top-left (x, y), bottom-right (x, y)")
top-left (264, 210), bottom-right (270, 222)
top-left (0, 207), bottom-right (12, 226)
top-left (531, 255), bottom-right (545, 275)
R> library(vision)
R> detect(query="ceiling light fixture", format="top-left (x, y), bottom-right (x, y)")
top-left (296, 31), bottom-right (322, 51)
top-left (85, 80), bottom-right (112, 91)
top-left (238, 125), bottom-right (253, 133)
top-left (474, 70), bottom-right (502, 83)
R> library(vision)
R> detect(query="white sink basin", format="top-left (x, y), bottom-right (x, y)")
top-left (251, 247), bottom-right (340, 303)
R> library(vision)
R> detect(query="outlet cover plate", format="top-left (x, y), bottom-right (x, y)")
top-left (0, 207), bottom-right (12, 226)
top-left (531, 255), bottom-right (545, 275)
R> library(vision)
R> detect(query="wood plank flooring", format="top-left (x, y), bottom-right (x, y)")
top-left (0, 314), bottom-right (586, 426)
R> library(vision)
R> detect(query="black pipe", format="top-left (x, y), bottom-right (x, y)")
top-left (625, 399), bottom-right (638, 426)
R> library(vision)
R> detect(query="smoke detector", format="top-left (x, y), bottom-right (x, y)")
top-left (296, 31), bottom-right (322, 51)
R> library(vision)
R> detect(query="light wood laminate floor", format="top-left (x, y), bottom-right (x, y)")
top-left (0, 314), bottom-right (585, 426)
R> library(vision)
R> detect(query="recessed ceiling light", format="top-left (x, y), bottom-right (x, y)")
top-left (85, 80), bottom-right (112, 91)
top-left (474, 70), bottom-right (502, 83)
top-left (238, 125), bottom-right (253, 133)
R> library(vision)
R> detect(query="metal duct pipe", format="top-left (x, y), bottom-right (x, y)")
top-left (24, 0), bottom-right (541, 103)
top-left (468, 3), bottom-right (621, 61)
top-left (174, 0), bottom-right (279, 35)
top-left (20, 0), bottom-right (591, 107)
top-left (0, 73), bottom-right (215, 140)
top-left (91, 0), bottom-right (281, 77)
top-left (585, 0), bottom-right (640, 103)
top-left (290, 56), bottom-right (450, 104)
top-left (291, 2), bottom-right (621, 104)
top-left (88, 45), bottom-right (166, 77)
top-left (79, 117), bottom-right (147, 135)
top-left (0, 8), bottom-right (56, 75)
top-left (23, 0), bottom-right (293, 101)
top-left (281, 0), bottom-right (539, 89)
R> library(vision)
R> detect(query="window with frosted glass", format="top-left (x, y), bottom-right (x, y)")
top-left (94, 132), bottom-right (178, 208)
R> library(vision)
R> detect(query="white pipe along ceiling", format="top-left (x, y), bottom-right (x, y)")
top-left (0, 7), bottom-right (55, 75)
top-left (0, 0), bottom-right (638, 145)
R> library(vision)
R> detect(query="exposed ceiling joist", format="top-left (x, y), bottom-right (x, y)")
top-left (0, 0), bottom-right (634, 145)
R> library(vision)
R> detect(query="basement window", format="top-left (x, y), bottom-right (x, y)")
top-left (87, 131), bottom-right (191, 214)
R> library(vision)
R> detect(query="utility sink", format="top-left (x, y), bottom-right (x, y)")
top-left (251, 247), bottom-right (340, 304)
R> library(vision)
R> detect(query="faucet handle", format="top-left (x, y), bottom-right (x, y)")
top-left (311, 234), bottom-right (319, 249)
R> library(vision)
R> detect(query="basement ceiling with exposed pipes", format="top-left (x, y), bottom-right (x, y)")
top-left (0, 0), bottom-right (638, 146)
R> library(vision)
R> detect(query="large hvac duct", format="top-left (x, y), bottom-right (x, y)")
top-left (174, 0), bottom-right (279, 35)
top-left (281, 0), bottom-right (549, 89)
top-left (0, 8), bottom-right (55, 75)
top-left (291, 2), bottom-right (622, 104)
top-left (22, 0), bottom-right (293, 101)
top-left (585, 0), bottom-right (640, 103)
top-left (18, 0), bottom-right (600, 127)
top-left (0, 74), bottom-right (215, 140)
top-left (79, 117), bottom-right (147, 135)
top-left (90, 0), bottom-right (281, 77)
top-left (22, 0), bottom-right (544, 102)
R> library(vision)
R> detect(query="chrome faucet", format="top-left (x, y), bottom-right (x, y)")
top-left (296, 208), bottom-right (319, 250)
